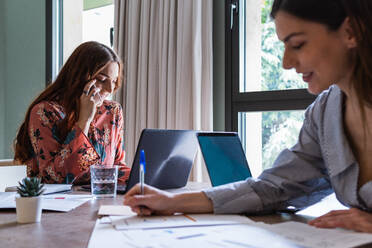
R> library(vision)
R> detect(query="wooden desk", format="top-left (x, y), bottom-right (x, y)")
top-left (0, 190), bottom-right (125, 248)
top-left (0, 185), bottom-right (370, 248)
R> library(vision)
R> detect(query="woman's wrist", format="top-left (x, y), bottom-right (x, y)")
top-left (76, 119), bottom-right (91, 135)
top-left (171, 191), bottom-right (213, 214)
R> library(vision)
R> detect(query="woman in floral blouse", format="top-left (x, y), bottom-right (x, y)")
top-left (14, 41), bottom-right (130, 185)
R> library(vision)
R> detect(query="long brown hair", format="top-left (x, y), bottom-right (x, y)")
top-left (14, 41), bottom-right (123, 163)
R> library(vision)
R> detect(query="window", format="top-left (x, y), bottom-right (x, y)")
top-left (46, 0), bottom-right (114, 84)
top-left (82, 2), bottom-right (114, 48)
top-left (46, 0), bottom-right (63, 84)
top-left (226, 0), bottom-right (316, 176)
top-left (63, 0), bottom-right (114, 63)
top-left (46, 0), bottom-right (114, 95)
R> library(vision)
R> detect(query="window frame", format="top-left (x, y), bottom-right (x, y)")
top-left (46, 0), bottom-right (63, 85)
top-left (225, 0), bottom-right (316, 132)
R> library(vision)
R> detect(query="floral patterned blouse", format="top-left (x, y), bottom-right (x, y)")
top-left (26, 100), bottom-right (130, 185)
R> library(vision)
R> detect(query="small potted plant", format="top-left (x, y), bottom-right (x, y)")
top-left (16, 177), bottom-right (45, 223)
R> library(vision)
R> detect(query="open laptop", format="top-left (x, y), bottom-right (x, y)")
top-left (197, 132), bottom-right (252, 186)
top-left (123, 129), bottom-right (198, 193)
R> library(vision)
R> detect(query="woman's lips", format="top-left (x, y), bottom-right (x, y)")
top-left (302, 72), bottom-right (313, 82)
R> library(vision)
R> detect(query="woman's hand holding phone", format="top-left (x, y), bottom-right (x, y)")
top-left (77, 79), bottom-right (103, 135)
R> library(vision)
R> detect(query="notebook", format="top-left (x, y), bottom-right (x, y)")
top-left (123, 129), bottom-right (198, 193)
top-left (197, 132), bottom-right (252, 186)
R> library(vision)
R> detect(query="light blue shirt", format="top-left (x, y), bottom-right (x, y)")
top-left (204, 85), bottom-right (372, 214)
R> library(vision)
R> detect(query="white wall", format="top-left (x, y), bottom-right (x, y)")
top-left (63, 0), bottom-right (83, 62)
top-left (0, 0), bottom-right (5, 157)
top-left (2, 0), bottom-right (45, 158)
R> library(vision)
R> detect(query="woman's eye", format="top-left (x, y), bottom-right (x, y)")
top-left (292, 42), bottom-right (305, 50)
top-left (96, 77), bottom-right (106, 82)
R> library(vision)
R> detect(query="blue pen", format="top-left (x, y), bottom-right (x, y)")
top-left (139, 149), bottom-right (146, 195)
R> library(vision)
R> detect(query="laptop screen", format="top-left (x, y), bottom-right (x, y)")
top-left (125, 129), bottom-right (198, 192)
top-left (197, 132), bottom-right (252, 186)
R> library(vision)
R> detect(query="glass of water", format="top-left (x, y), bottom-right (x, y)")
top-left (90, 165), bottom-right (118, 198)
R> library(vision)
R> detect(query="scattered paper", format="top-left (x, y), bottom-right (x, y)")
top-left (5, 184), bottom-right (72, 195)
top-left (88, 219), bottom-right (299, 248)
top-left (113, 214), bottom-right (255, 230)
top-left (296, 193), bottom-right (348, 217)
top-left (0, 192), bottom-right (17, 208)
top-left (264, 221), bottom-right (372, 248)
top-left (0, 192), bottom-right (91, 212)
top-left (88, 218), bottom-right (131, 248)
top-left (88, 215), bottom-right (372, 248)
top-left (41, 194), bottom-right (92, 212)
top-left (98, 205), bottom-right (136, 216)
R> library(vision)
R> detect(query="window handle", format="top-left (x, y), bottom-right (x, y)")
top-left (230, 2), bottom-right (238, 30)
top-left (110, 27), bottom-right (114, 47)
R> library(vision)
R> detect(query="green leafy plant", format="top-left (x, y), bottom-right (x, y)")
top-left (17, 177), bottom-right (45, 197)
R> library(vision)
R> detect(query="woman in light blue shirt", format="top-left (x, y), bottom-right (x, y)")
top-left (124, 0), bottom-right (372, 233)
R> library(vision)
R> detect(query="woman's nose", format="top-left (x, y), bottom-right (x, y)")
top-left (103, 81), bottom-right (114, 93)
top-left (282, 48), bottom-right (296, 70)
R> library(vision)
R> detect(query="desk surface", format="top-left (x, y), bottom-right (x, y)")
top-left (0, 183), bottom-right (370, 248)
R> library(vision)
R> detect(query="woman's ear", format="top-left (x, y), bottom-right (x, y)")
top-left (341, 17), bottom-right (358, 49)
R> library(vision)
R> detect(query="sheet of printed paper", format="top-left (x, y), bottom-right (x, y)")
top-left (264, 221), bottom-right (372, 248)
top-left (98, 205), bottom-right (136, 216)
top-left (118, 224), bottom-right (300, 248)
top-left (113, 213), bottom-right (255, 230)
top-left (89, 219), bottom-right (298, 248)
top-left (0, 192), bottom-right (91, 212)
top-left (88, 214), bottom-right (372, 248)
top-left (88, 218), bottom-right (129, 248)
top-left (41, 194), bottom-right (92, 212)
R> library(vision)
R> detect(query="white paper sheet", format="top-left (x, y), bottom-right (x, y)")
top-left (113, 213), bottom-right (255, 230)
top-left (116, 224), bottom-right (300, 248)
top-left (98, 205), bottom-right (136, 216)
top-left (265, 221), bottom-right (372, 248)
top-left (41, 194), bottom-right (92, 212)
top-left (296, 193), bottom-right (348, 217)
top-left (5, 184), bottom-right (72, 195)
top-left (88, 218), bottom-right (129, 248)
top-left (0, 192), bottom-right (91, 212)
top-left (88, 214), bottom-right (372, 248)
top-left (88, 218), bottom-right (299, 248)
top-left (0, 192), bottom-right (17, 208)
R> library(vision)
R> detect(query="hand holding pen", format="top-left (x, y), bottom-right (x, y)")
top-left (140, 149), bottom-right (146, 195)
top-left (139, 150), bottom-right (146, 215)
top-left (123, 183), bottom-right (178, 216)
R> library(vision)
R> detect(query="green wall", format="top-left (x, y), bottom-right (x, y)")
top-left (0, 0), bottom-right (5, 157)
top-left (1, 0), bottom-right (45, 158)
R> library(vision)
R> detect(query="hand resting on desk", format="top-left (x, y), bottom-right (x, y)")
top-left (309, 208), bottom-right (372, 233)
top-left (123, 183), bottom-right (213, 215)
top-left (125, 184), bottom-right (372, 234)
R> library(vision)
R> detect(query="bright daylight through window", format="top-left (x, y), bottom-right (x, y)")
top-left (238, 0), bottom-right (308, 177)
top-left (82, 3), bottom-right (114, 48)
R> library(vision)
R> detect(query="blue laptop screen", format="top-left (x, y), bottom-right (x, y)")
top-left (198, 134), bottom-right (252, 186)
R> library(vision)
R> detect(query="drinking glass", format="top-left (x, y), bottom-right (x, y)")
top-left (90, 165), bottom-right (118, 198)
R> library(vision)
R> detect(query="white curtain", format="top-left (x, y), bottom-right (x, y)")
top-left (114, 0), bottom-right (213, 182)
